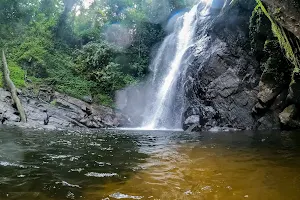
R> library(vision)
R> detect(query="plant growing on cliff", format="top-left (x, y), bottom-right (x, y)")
top-left (255, 0), bottom-right (300, 72)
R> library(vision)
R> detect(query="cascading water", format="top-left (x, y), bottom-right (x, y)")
top-left (141, 1), bottom-right (212, 129)
top-left (116, 0), bottom-right (213, 130)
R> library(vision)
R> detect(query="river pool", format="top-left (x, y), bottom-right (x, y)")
top-left (1, 127), bottom-right (300, 199)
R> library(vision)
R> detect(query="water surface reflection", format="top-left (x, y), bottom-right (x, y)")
top-left (0, 127), bottom-right (300, 199)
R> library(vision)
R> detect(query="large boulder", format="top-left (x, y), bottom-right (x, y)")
top-left (279, 104), bottom-right (300, 128)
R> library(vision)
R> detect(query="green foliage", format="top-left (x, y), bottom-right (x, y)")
top-left (73, 42), bottom-right (135, 97)
top-left (273, 7), bottom-right (282, 20)
top-left (91, 62), bottom-right (135, 93)
top-left (94, 93), bottom-right (114, 107)
top-left (53, 0), bottom-right (79, 46)
top-left (261, 40), bottom-right (293, 85)
top-left (249, 5), bottom-right (273, 58)
top-left (10, 13), bottom-right (55, 78)
top-left (0, 0), bottom-right (38, 42)
top-left (126, 22), bottom-right (164, 77)
top-left (0, 72), bottom-right (3, 88)
top-left (55, 77), bottom-right (93, 99)
top-left (0, 0), bottom-right (166, 107)
top-left (78, 28), bottom-right (102, 45)
top-left (0, 61), bottom-right (25, 88)
top-left (50, 99), bottom-right (57, 106)
top-left (8, 61), bottom-right (26, 88)
top-left (45, 52), bottom-right (94, 99)
top-left (73, 41), bottom-right (117, 73)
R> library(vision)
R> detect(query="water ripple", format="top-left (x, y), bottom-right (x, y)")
top-left (85, 172), bottom-right (118, 178)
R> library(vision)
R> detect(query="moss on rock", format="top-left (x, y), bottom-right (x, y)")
top-left (249, 5), bottom-right (273, 59)
top-left (249, 3), bottom-right (293, 89)
top-left (254, 0), bottom-right (300, 106)
top-left (256, 0), bottom-right (300, 72)
top-left (261, 40), bottom-right (293, 85)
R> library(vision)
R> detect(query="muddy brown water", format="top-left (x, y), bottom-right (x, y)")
top-left (1, 127), bottom-right (300, 199)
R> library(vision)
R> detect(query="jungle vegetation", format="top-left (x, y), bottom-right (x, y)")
top-left (0, 0), bottom-right (189, 106)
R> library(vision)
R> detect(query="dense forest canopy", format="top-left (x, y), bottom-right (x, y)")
top-left (0, 0), bottom-right (195, 106)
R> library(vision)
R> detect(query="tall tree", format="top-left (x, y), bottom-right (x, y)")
top-left (54, 0), bottom-right (79, 45)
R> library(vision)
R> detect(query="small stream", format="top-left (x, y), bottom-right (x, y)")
top-left (1, 127), bottom-right (300, 199)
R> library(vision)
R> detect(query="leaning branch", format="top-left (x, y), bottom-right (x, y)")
top-left (2, 50), bottom-right (27, 122)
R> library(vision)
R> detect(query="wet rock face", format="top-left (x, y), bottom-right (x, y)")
top-left (183, 0), bottom-right (300, 131)
top-left (250, 2), bottom-right (300, 130)
top-left (261, 0), bottom-right (300, 40)
top-left (183, 0), bottom-right (260, 131)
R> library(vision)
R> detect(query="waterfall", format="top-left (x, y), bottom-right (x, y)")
top-left (116, 0), bottom-right (213, 130)
top-left (141, 1), bottom-right (212, 129)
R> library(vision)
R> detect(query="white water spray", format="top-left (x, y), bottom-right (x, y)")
top-left (143, 6), bottom-right (198, 129)
top-left (117, 1), bottom-right (212, 130)
top-left (142, 1), bottom-right (212, 129)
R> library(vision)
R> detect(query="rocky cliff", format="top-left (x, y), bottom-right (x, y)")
top-left (0, 88), bottom-right (127, 130)
top-left (182, 0), bottom-right (300, 131)
top-left (261, 0), bottom-right (300, 39)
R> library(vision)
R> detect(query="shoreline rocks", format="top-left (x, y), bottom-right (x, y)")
top-left (0, 88), bottom-right (129, 130)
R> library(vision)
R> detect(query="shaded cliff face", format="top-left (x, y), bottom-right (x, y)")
top-left (183, 0), bottom-right (260, 131)
top-left (261, 0), bottom-right (300, 40)
top-left (182, 0), bottom-right (300, 131)
top-left (254, 0), bottom-right (300, 129)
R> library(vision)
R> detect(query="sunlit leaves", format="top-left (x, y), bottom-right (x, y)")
top-left (0, 0), bottom-right (187, 105)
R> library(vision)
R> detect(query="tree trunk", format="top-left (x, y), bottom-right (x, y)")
top-left (2, 50), bottom-right (27, 122)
